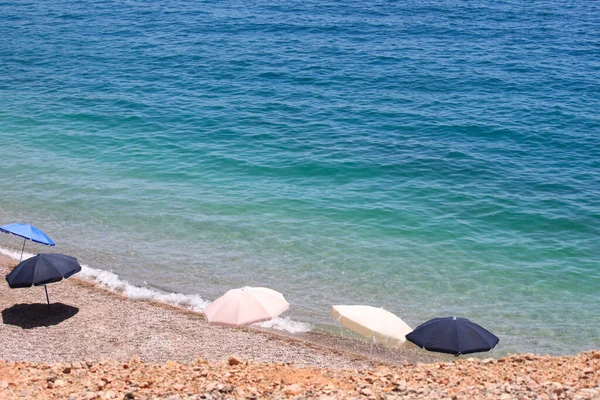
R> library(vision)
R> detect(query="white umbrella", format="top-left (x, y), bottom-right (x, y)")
top-left (332, 305), bottom-right (414, 351)
top-left (204, 287), bottom-right (290, 358)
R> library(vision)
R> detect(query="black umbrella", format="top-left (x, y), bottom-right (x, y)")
top-left (406, 316), bottom-right (499, 356)
top-left (6, 253), bottom-right (82, 304)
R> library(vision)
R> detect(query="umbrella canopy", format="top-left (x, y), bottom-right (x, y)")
top-left (6, 253), bottom-right (82, 304)
top-left (6, 253), bottom-right (80, 288)
top-left (332, 305), bottom-right (414, 348)
top-left (405, 316), bottom-right (499, 356)
top-left (0, 223), bottom-right (55, 246)
top-left (0, 223), bottom-right (55, 262)
top-left (204, 286), bottom-right (290, 326)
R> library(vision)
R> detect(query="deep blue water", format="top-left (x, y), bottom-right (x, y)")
top-left (0, 0), bottom-right (599, 355)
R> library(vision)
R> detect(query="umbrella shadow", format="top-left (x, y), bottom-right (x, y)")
top-left (1, 303), bottom-right (79, 329)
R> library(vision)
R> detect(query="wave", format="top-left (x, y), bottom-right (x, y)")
top-left (256, 316), bottom-right (313, 334)
top-left (0, 246), bottom-right (312, 334)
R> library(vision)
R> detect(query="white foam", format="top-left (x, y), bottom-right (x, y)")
top-left (0, 246), bottom-right (313, 334)
top-left (77, 265), bottom-right (211, 312)
top-left (256, 316), bottom-right (313, 333)
top-left (0, 247), bottom-right (35, 262)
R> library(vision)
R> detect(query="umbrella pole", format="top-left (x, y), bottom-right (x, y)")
top-left (248, 327), bottom-right (254, 361)
top-left (19, 238), bottom-right (26, 262)
top-left (44, 285), bottom-right (50, 305)
top-left (370, 334), bottom-right (376, 355)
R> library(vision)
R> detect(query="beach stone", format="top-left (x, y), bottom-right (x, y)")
top-left (360, 387), bottom-right (374, 396)
top-left (54, 379), bottom-right (66, 388)
top-left (323, 384), bottom-right (336, 392)
top-left (217, 384), bottom-right (233, 393)
top-left (228, 356), bottom-right (241, 366)
top-left (393, 379), bottom-right (406, 392)
top-left (284, 384), bottom-right (303, 395)
top-left (485, 383), bottom-right (498, 392)
top-left (551, 382), bottom-right (564, 394)
top-left (575, 389), bottom-right (599, 399)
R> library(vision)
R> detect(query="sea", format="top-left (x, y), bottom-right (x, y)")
top-left (0, 0), bottom-right (598, 356)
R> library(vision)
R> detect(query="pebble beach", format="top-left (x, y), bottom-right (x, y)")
top-left (1, 254), bottom-right (599, 399)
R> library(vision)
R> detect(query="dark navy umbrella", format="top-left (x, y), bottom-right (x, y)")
top-left (6, 253), bottom-right (81, 304)
top-left (406, 316), bottom-right (499, 356)
top-left (0, 223), bottom-right (56, 262)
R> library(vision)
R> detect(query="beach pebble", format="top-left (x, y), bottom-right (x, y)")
top-left (393, 380), bottom-right (407, 392)
top-left (228, 356), bottom-right (241, 366)
top-left (284, 384), bottom-right (303, 395)
top-left (54, 379), bottom-right (66, 388)
top-left (575, 388), bottom-right (599, 399)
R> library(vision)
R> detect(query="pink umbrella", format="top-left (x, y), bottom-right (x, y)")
top-left (203, 286), bottom-right (290, 358)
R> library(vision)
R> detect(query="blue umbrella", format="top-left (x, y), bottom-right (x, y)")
top-left (0, 223), bottom-right (55, 262)
top-left (406, 316), bottom-right (499, 356)
top-left (6, 253), bottom-right (81, 304)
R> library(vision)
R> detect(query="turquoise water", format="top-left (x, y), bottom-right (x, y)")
top-left (1, 0), bottom-right (599, 355)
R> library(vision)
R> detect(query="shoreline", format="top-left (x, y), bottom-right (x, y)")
top-left (1, 254), bottom-right (599, 399)
top-left (0, 253), bottom-right (440, 367)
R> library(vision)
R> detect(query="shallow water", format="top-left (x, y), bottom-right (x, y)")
top-left (1, 0), bottom-right (599, 355)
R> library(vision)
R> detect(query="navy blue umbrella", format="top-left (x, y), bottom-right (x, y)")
top-left (0, 223), bottom-right (56, 262)
top-left (406, 316), bottom-right (499, 356)
top-left (6, 253), bottom-right (81, 304)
